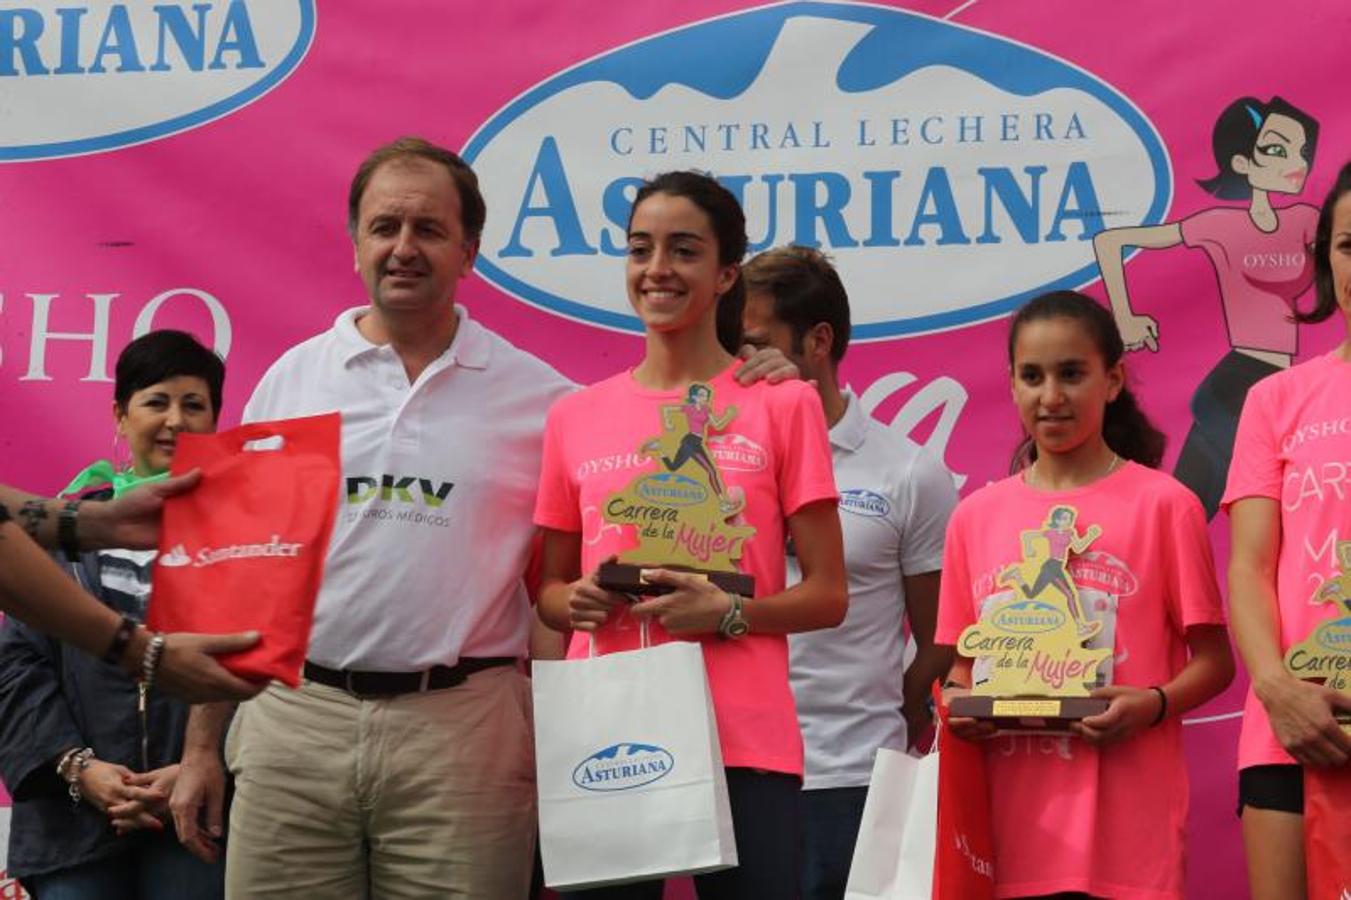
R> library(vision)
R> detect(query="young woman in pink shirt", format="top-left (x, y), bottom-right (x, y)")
top-left (1223, 161), bottom-right (1351, 900)
top-left (534, 171), bottom-right (847, 899)
top-left (938, 290), bottom-right (1234, 899)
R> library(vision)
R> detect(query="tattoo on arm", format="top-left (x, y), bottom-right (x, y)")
top-left (18, 500), bottom-right (48, 540)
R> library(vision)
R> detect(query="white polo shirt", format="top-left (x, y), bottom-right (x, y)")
top-left (788, 392), bottom-right (957, 789)
top-left (242, 305), bottom-right (574, 671)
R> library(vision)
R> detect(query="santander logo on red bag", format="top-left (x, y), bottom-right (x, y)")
top-left (159, 536), bottom-right (305, 568)
top-left (149, 413), bottom-right (341, 687)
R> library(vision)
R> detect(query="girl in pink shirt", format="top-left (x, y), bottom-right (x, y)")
top-left (938, 290), bottom-right (1234, 899)
top-left (1223, 161), bottom-right (1351, 900)
top-left (535, 171), bottom-right (846, 900)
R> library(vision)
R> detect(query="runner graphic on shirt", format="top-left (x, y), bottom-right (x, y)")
top-left (1093, 95), bottom-right (1322, 520)
top-left (998, 505), bottom-right (1103, 639)
top-left (641, 382), bottom-right (742, 515)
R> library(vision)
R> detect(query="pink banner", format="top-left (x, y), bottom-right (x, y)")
top-left (2, 2), bottom-right (1346, 895)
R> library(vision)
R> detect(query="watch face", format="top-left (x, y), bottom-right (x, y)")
top-left (727, 620), bottom-right (749, 637)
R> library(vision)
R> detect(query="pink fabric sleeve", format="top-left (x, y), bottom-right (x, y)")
top-left (935, 504), bottom-right (976, 645)
top-left (772, 383), bottom-right (838, 516)
top-left (1179, 207), bottom-right (1224, 249)
top-left (532, 400), bottom-right (582, 532)
top-left (1164, 492), bottom-right (1227, 630)
top-left (1221, 382), bottom-right (1282, 508)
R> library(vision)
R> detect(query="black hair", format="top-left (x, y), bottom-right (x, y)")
top-left (114, 330), bottom-right (225, 418)
top-left (1294, 160), bottom-right (1351, 324)
top-left (743, 245), bottom-right (852, 365)
top-left (628, 171), bottom-right (747, 354)
top-left (1197, 96), bottom-right (1320, 200)
top-left (1008, 291), bottom-right (1165, 471)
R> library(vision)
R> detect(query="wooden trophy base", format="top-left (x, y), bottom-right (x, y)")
top-left (949, 695), bottom-right (1110, 732)
top-left (596, 561), bottom-right (754, 598)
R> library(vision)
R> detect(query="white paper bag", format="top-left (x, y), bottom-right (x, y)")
top-left (532, 637), bottom-right (737, 890)
top-left (844, 747), bottom-right (939, 900)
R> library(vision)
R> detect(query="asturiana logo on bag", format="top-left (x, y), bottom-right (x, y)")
top-left (0, 1), bottom-right (315, 162)
top-left (158, 535), bottom-right (303, 569)
top-left (572, 742), bottom-right (675, 792)
top-left (464, 1), bottom-right (1170, 339)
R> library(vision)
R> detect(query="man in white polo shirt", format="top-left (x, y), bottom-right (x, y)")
top-left (742, 246), bottom-right (958, 900)
top-left (170, 137), bottom-right (571, 899)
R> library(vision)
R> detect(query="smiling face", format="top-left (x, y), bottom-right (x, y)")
top-left (626, 192), bottom-right (739, 335)
top-left (115, 376), bottom-right (217, 476)
top-left (1233, 113), bottom-right (1311, 196)
top-left (1011, 317), bottom-right (1124, 460)
top-left (352, 157), bottom-right (477, 319)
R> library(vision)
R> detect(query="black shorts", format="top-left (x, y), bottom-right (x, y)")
top-left (1237, 764), bottom-right (1303, 815)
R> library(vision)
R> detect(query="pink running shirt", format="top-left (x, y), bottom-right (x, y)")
top-left (937, 463), bottom-right (1225, 899)
top-left (1180, 204), bottom-right (1317, 356)
top-left (535, 366), bottom-right (838, 775)
top-left (1222, 351), bottom-right (1351, 769)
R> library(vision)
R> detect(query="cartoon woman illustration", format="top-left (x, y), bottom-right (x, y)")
top-left (1093, 96), bottom-right (1321, 519)
top-left (647, 382), bottom-right (741, 514)
top-left (1001, 505), bottom-right (1103, 636)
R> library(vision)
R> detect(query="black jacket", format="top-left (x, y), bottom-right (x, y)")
top-left (0, 523), bottom-right (194, 879)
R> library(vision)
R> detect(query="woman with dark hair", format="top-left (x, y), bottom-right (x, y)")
top-left (0, 330), bottom-right (228, 899)
top-left (1093, 95), bottom-right (1321, 518)
top-left (535, 170), bottom-right (846, 898)
top-left (938, 290), bottom-right (1233, 899)
top-left (1224, 161), bottom-right (1351, 900)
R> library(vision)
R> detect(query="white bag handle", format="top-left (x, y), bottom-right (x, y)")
top-left (587, 614), bottom-right (650, 658)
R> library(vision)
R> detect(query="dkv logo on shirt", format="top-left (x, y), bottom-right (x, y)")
top-left (572, 742), bottom-right (675, 792)
top-left (0, 1), bottom-right (315, 161)
top-left (464, 1), bottom-right (1170, 338)
top-left (158, 535), bottom-right (303, 569)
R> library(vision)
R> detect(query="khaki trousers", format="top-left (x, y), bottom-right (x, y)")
top-left (224, 666), bottom-right (536, 900)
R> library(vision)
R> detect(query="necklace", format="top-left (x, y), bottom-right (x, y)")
top-left (1026, 452), bottom-right (1119, 490)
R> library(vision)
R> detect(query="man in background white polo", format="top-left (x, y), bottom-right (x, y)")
top-left (743, 246), bottom-right (958, 900)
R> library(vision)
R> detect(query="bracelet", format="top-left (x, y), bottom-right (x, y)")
top-left (1149, 686), bottom-right (1168, 726)
top-left (102, 616), bottom-right (139, 666)
top-left (58, 500), bottom-right (82, 562)
top-left (717, 593), bottom-right (749, 638)
top-left (58, 747), bottom-right (95, 805)
top-left (141, 633), bottom-right (167, 690)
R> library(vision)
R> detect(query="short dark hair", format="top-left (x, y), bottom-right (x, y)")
top-left (1295, 159), bottom-right (1351, 324)
top-left (629, 171), bottom-right (747, 353)
top-left (114, 330), bottom-right (225, 418)
top-left (347, 136), bottom-right (486, 242)
top-left (1197, 96), bottom-right (1320, 200)
top-left (743, 245), bottom-right (851, 364)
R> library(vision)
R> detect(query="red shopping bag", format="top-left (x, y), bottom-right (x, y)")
top-left (932, 694), bottom-right (995, 900)
top-left (148, 414), bottom-right (340, 687)
top-left (1304, 764), bottom-right (1351, 899)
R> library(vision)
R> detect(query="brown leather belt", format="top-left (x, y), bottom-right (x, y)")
top-left (302, 657), bottom-right (517, 697)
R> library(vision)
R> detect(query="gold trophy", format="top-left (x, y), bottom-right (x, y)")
top-left (1283, 540), bottom-right (1351, 729)
top-left (950, 504), bottom-right (1111, 730)
top-left (596, 382), bottom-right (755, 597)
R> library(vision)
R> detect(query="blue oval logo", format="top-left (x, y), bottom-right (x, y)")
top-left (1, 1), bottom-right (315, 162)
top-left (840, 488), bottom-right (890, 518)
top-left (1315, 617), bottom-right (1351, 653)
top-left (572, 742), bottom-right (675, 792)
top-left (992, 600), bottom-right (1066, 634)
top-left (636, 473), bottom-right (708, 507)
top-left (464, 2), bottom-right (1170, 338)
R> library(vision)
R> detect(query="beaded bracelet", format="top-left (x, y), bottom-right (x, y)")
top-left (141, 633), bottom-right (167, 690)
top-left (57, 500), bottom-right (82, 563)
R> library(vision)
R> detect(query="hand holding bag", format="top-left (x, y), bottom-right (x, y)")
top-left (532, 624), bottom-right (737, 890)
top-left (148, 413), bottom-right (341, 687)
